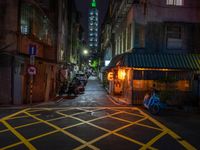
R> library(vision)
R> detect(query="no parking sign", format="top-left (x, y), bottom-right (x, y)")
top-left (27, 65), bottom-right (37, 75)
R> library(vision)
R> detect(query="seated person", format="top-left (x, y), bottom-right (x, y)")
top-left (143, 91), bottom-right (151, 106)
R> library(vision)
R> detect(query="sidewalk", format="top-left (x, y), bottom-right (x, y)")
top-left (104, 87), bottom-right (130, 106)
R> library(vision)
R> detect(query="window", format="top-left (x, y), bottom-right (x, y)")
top-left (118, 37), bottom-right (120, 54)
top-left (166, 25), bottom-right (183, 49)
top-left (89, 43), bottom-right (93, 47)
top-left (139, 26), bottom-right (145, 48)
top-left (127, 24), bottom-right (132, 50)
top-left (20, 4), bottom-right (31, 35)
top-left (20, 3), bottom-right (55, 46)
top-left (123, 30), bottom-right (126, 51)
top-left (166, 0), bottom-right (183, 6)
top-left (120, 34), bottom-right (123, 53)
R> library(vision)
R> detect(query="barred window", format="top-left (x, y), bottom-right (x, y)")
top-left (20, 3), bottom-right (55, 46)
top-left (166, 25), bottom-right (183, 49)
top-left (20, 4), bottom-right (31, 35)
top-left (123, 30), bottom-right (126, 52)
top-left (127, 24), bottom-right (132, 50)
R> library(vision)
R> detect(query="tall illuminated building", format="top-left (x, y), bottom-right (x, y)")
top-left (88, 0), bottom-right (99, 53)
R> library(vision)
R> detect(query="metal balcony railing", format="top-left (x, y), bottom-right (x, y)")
top-left (112, 0), bottom-right (140, 33)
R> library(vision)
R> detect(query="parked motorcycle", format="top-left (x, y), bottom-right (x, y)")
top-left (66, 82), bottom-right (79, 96)
top-left (143, 92), bottom-right (166, 115)
top-left (58, 82), bottom-right (68, 96)
top-left (67, 77), bottom-right (85, 95)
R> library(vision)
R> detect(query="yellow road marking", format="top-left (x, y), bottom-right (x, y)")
top-left (27, 108), bottom-right (51, 113)
top-left (58, 109), bottom-right (90, 116)
top-left (138, 109), bottom-right (197, 150)
top-left (8, 114), bottom-right (40, 120)
top-left (1, 120), bottom-right (36, 150)
top-left (109, 115), bottom-right (132, 123)
top-left (0, 129), bottom-right (9, 133)
top-left (106, 95), bottom-right (122, 106)
top-left (109, 115), bottom-right (163, 131)
top-left (135, 123), bottom-right (163, 131)
top-left (56, 109), bottom-right (123, 124)
top-left (0, 107), bottom-right (196, 150)
top-left (107, 107), bottom-right (145, 118)
top-left (140, 131), bottom-right (167, 150)
top-left (57, 110), bottom-right (157, 150)
top-left (0, 108), bottom-right (30, 121)
top-left (1, 121), bottom-right (87, 149)
top-left (120, 110), bottom-right (145, 118)
top-left (56, 110), bottom-right (123, 126)
top-left (74, 117), bottom-right (157, 150)
top-left (114, 133), bottom-right (158, 150)
top-left (29, 107), bottom-right (140, 110)
top-left (27, 109), bottom-right (44, 113)
top-left (0, 116), bottom-right (68, 134)
top-left (1, 141), bottom-right (23, 150)
top-left (24, 111), bottom-right (100, 150)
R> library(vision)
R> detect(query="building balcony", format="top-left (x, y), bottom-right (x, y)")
top-left (112, 0), bottom-right (139, 32)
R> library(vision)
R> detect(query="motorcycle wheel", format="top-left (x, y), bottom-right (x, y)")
top-left (149, 103), bottom-right (161, 115)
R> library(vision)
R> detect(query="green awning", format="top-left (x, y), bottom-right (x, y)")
top-left (107, 53), bottom-right (200, 71)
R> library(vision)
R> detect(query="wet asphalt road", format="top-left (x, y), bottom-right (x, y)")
top-left (37, 76), bottom-right (117, 107)
top-left (0, 76), bottom-right (199, 150)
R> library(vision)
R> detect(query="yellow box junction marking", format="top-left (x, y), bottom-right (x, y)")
top-left (24, 111), bottom-right (100, 150)
top-left (138, 109), bottom-right (197, 150)
top-left (1, 120), bottom-right (36, 150)
top-left (56, 109), bottom-right (156, 150)
top-left (0, 107), bottom-right (197, 150)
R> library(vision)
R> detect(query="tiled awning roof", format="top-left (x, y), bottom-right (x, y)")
top-left (107, 53), bottom-right (200, 71)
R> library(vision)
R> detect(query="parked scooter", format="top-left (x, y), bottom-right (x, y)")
top-left (74, 77), bottom-right (85, 93)
top-left (143, 92), bottom-right (166, 115)
top-left (66, 82), bottom-right (79, 96)
top-left (58, 82), bottom-right (68, 96)
top-left (67, 77), bottom-right (85, 95)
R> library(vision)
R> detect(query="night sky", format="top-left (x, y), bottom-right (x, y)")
top-left (75, 0), bottom-right (109, 41)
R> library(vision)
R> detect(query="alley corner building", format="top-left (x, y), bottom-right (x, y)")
top-left (88, 0), bottom-right (99, 53)
top-left (0, 0), bottom-right (83, 105)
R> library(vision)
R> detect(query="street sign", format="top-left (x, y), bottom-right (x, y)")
top-left (107, 72), bottom-right (114, 81)
top-left (29, 44), bottom-right (37, 56)
top-left (27, 65), bottom-right (37, 75)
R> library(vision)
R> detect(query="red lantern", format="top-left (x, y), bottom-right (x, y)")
top-left (118, 69), bottom-right (126, 80)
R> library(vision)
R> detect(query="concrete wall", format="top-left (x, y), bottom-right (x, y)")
top-left (132, 0), bottom-right (200, 54)
top-left (0, 0), bottom-right (58, 105)
top-left (0, 0), bottom-right (19, 105)
top-left (0, 55), bottom-right (12, 104)
top-left (1, 0), bottom-right (19, 52)
top-left (135, 0), bottom-right (200, 24)
top-left (133, 22), bottom-right (200, 53)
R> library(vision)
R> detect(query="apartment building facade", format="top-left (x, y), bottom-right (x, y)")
top-left (0, 0), bottom-right (83, 105)
top-left (101, 0), bottom-right (200, 105)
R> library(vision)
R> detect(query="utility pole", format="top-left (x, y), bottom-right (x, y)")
top-left (27, 44), bottom-right (37, 105)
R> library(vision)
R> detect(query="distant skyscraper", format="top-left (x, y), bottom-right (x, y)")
top-left (88, 0), bottom-right (99, 53)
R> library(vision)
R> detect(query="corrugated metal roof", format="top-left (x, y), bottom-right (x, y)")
top-left (108, 53), bottom-right (200, 70)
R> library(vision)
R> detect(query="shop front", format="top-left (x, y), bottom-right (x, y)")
top-left (106, 53), bottom-right (200, 106)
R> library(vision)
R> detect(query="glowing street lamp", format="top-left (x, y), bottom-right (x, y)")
top-left (83, 49), bottom-right (89, 55)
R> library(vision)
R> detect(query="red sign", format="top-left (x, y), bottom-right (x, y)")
top-left (27, 65), bottom-right (37, 75)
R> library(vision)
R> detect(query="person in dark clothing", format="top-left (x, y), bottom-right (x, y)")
top-left (151, 83), bottom-right (159, 95)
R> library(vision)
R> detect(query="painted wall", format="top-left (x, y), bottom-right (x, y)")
top-left (0, 55), bottom-right (12, 104)
top-left (133, 0), bottom-right (200, 53)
